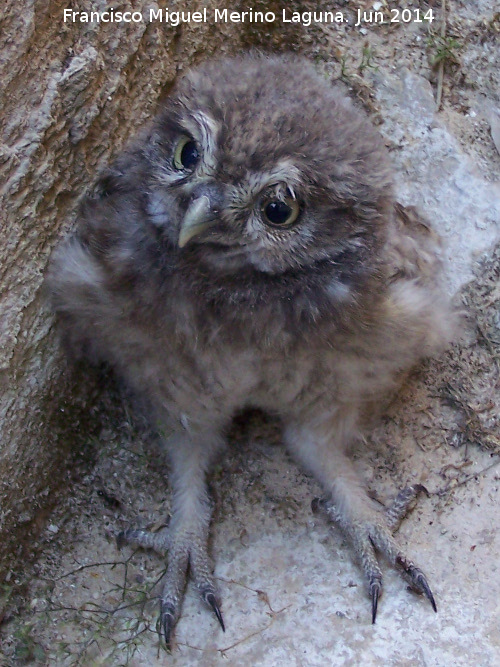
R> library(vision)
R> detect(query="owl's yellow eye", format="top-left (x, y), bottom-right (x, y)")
top-left (173, 136), bottom-right (200, 171)
top-left (261, 195), bottom-right (300, 227)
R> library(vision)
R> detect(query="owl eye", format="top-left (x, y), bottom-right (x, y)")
top-left (261, 194), bottom-right (300, 227)
top-left (173, 136), bottom-right (200, 171)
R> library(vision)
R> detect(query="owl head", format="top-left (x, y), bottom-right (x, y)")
top-left (130, 54), bottom-right (394, 280)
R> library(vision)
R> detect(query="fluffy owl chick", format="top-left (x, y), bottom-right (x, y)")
top-left (47, 54), bottom-right (454, 646)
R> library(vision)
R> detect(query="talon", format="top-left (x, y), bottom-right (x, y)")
top-left (206, 592), bottom-right (225, 631)
top-left (116, 530), bottom-right (127, 550)
top-left (370, 577), bottom-right (382, 624)
top-left (411, 566), bottom-right (437, 612)
top-left (311, 497), bottom-right (322, 514)
top-left (412, 483), bottom-right (430, 497)
top-left (311, 495), bottom-right (334, 516)
top-left (427, 588), bottom-right (437, 613)
top-left (397, 556), bottom-right (437, 613)
top-left (116, 528), bottom-right (137, 550)
top-left (423, 582), bottom-right (437, 613)
top-left (159, 602), bottom-right (175, 651)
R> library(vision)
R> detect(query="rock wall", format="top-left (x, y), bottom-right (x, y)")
top-left (0, 0), bottom-right (308, 576)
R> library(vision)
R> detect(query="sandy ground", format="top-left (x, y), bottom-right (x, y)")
top-left (1, 2), bottom-right (500, 665)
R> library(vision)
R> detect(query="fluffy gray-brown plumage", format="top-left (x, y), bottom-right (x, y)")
top-left (47, 54), bottom-right (454, 647)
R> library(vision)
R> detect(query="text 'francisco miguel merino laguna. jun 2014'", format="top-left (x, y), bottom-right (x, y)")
top-left (62, 6), bottom-right (436, 28)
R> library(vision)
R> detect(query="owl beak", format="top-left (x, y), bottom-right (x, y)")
top-left (178, 195), bottom-right (217, 248)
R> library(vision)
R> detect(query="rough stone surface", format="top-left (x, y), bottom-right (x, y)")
top-left (1, 1), bottom-right (500, 665)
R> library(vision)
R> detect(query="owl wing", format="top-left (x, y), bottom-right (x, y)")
top-left (385, 202), bottom-right (443, 286)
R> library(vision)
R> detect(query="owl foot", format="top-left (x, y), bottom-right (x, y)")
top-left (312, 485), bottom-right (436, 623)
top-left (117, 525), bottom-right (225, 649)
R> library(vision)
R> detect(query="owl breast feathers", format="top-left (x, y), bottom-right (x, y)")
top-left (47, 54), bottom-right (455, 646)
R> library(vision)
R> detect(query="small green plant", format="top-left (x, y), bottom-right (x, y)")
top-left (340, 53), bottom-right (349, 80)
top-left (358, 45), bottom-right (378, 73)
top-left (13, 622), bottom-right (47, 664)
top-left (338, 45), bottom-right (378, 82)
top-left (428, 34), bottom-right (462, 67)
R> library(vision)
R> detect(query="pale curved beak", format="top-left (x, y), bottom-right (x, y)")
top-left (178, 195), bottom-right (216, 248)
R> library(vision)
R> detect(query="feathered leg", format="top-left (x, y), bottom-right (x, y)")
top-left (117, 430), bottom-right (225, 649)
top-left (284, 410), bottom-right (436, 623)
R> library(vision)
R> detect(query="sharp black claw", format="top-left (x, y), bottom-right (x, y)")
top-left (116, 530), bottom-right (126, 550)
top-left (159, 603), bottom-right (175, 651)
top-left (206, 592), bottom-right (225, 632)
top-left (413, 483), bottom-right (430, 497)
top-left (370, 580), bottom-right (381, 624)
top-left (311, 497), bottom-right (322, 514)
top-left (397, 557), bottom-right (437, 613)
top-left (418, 577), bottom-right (437, 613)
top-left (428, 590), bottom-right (437, 613)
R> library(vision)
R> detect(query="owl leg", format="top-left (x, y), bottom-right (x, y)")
top-left (284, 416), bottom-right (436, 623)
top-left (312, 486), bottom-right (436, 623)
top-left (117, 431), bottom-right (225, 649)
